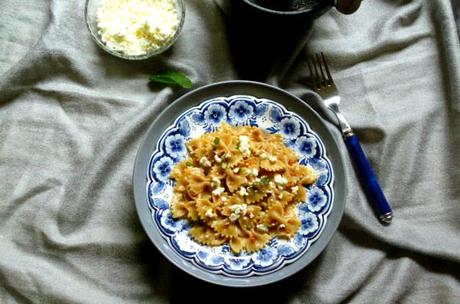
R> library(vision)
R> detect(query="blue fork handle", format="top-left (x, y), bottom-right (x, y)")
top-left (344, 133), bottom-right (393, 224)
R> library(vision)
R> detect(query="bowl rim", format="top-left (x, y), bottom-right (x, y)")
top-left (85, 0), bottom-right (186, 60)
top-left (242, 0), bottom-right (330, 15)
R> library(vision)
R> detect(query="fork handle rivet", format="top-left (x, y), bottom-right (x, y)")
top-left (343, 130), bottom-right (355, 138)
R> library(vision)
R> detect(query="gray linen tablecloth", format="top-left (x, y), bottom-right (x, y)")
top-left (1, 0), bottom-right (459, 303)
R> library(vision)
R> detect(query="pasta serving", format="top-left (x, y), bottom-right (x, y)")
top-left (170, 123), bottom-right (317, 254)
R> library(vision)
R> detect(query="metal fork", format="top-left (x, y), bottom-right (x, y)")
top-left (308, 53), bottom-right (393, 224)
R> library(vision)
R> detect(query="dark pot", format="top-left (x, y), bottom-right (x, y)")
top-left (222, 0), bottom-right (360, 80)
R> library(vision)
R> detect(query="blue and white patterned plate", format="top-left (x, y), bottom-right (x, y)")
top-left (146, 95), bottom-right (334, 277)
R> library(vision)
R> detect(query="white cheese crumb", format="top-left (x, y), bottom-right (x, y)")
top-left (238, 187), bottom-right (249, 197)
top-left (199, 156), bottom-right (211, 167)
top-left (274, 174), bottom-right (288, 185)
top-left (268, 154), bottom-right (278, 162)
top-left (256, 224), bottom-right (269, 232)
top-left (205, 209), bottom-right (216, 218)
top-left (291, 186), bottom-right (299, 194)
top-left (233, 167), bottom-right (240, 173)
top-left (212, 177), bottom-right (220, 186)
top-left (190, 167), bottom-right (202, 175)
top-left (279, 224), bottom-right (286, 229)
top-left (251, 168), bottom-right (259, 176)
top-left (221, 196), bottom-right (228, 202)
top-left (238, 135), bottom-right (251, 157)
top-left (229, 204), bottom-right (247, 222)
top-left (214, 154), bottom-right (222, 163)
top-left (96, 0), bottom-right (180, 56)
top-left (212, 187), bottom-right (225, 196)
top-left (260, 152), bottom-right (267, 159)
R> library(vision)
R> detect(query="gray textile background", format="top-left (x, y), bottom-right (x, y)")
top-left (1, 0), bottom-right (459, 303)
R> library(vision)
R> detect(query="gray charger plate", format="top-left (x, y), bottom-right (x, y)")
top-left (133, 80), bottom-right (346, 287)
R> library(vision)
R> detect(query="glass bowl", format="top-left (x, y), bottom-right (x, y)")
top-left (85, 0), bottom-right (186, 60)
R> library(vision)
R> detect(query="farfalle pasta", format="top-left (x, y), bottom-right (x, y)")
top-left (170, 123), bottom-right (317, 254)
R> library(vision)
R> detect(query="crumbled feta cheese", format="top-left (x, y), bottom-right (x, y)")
top-left (221, 196), bottom-right (228, 202)
top-left (254, 177), bottom-right (261, 183)
top-left (199, 156), bottom-right (211, 167)
top-left (238, 187), bottom-right (249, 196)
top-left (212, 187), bottom-right (225, 196)
top-left (256, 224), bottom-right (268, 232)
top-left (212, 177), bottom-right (220, 186)
top-left (190, 167), bottom-right (202, 175)
top-left (233, 167), bottom-right (240, 173)
top-left (260, 152), bottom-right (267, 159)
top-left (238, 135), bottom-right (251, 157)
top-left (274, 174), bottom-right (288, 185)
top-left (291, 186), bottom-right (299, 194)
top-left (224, 153), bottom-right (231, 159)
top-left (268, 154), bottom-right (277, 162)
top-left (205, 209), bottom-right (216, 218)
top-left (229, 213), bottom-right (239, 222)
top-left (251, 168), bottom-right (259, 176)
top-left (229, 204), bottom-right (247, 222)
top-left (96, 0), bottom-right (180, 56)
top-left (214, 154), bottom-right (222, 163)
top-left (279, 224), bottom-right (286, 229)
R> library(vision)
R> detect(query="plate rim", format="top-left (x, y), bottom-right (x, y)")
top-left (133, 80), bottom-right (347, 287)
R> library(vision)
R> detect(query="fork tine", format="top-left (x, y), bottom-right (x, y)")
top-left (312, 55), bottom-right (324, 88)
top-left (316, 53), bottom-right (328, 86)
top-left (307, 57), bottom-right (319, 90)
top-left (320, 52), bottom-right (334, 85)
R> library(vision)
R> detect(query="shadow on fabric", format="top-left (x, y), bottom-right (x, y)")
top-left (165, 252), bottom-right (325, 303)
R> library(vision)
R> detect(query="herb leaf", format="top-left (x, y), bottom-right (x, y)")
top-left (260, 176), bottom-right (270, 186)
top-left (149, 70), bottom-right (193, 89)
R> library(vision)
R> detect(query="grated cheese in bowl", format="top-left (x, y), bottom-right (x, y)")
top-left (85, 0), bottom-right (185, 59)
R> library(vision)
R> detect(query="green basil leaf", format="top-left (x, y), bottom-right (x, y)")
top-left (149, 70), bottom-right (193, 89)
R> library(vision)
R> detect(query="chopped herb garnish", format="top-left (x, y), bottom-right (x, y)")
top-left (252, 176), bottom-right (269, 188)
top-left (236, 143), bottom-right (240, 150)
top-left (186, 162), bottom-right (194, 167)
top-left (213, 137), bottom-right (220, 145)
top-left (260, 176), bottom-right (270, 186)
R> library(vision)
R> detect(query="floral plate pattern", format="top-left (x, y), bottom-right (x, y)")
top-left (146, 95), bottom-right (334, 277)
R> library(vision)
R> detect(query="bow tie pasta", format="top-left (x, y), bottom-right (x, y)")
top-left (170, 123), bottom-right (317, 254)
